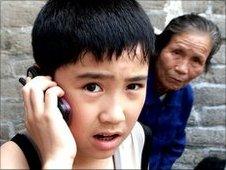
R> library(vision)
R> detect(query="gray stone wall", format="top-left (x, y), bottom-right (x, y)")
top-left (0, 1), bottom-right (225, 169)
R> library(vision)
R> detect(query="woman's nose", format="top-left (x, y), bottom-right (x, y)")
top-left (175, 60), bottom-right (189, 74)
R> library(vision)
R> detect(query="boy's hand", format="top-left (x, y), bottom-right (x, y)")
top-left (22, 76), bottom-right (76, 168)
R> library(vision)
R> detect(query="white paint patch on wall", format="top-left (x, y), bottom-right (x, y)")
top-left (163, 0), bottom-right (183, 26)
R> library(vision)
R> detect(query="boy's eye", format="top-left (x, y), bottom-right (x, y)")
top-left (84, 83), bottom-right (102, 92)
top-left (126, 84), bottom-right (142, 90)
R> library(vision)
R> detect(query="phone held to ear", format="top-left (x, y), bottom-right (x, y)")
top-left (19, 65), bottom-right (71, 122)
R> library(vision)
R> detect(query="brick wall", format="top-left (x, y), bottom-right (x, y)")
top-left (1, 1), bottom-right (225, 169)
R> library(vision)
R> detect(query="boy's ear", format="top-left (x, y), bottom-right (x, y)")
top-left (33, 63), bottom-right (40, 68)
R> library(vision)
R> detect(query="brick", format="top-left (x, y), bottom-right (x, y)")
top-left (186, 127), bottom-right (225, 146)
top-left (138, 0), bottom-right (167, 11)
top-left (0, 101), bottom-right (24, 121)
top-left (0, 121), bottom-right (16, 140)
top-left (194, 65), bottom-right (226, 84)
top-left (193, 84), bottom-right (226, 106)
top-left (212, 43), bottom-right (226, 65)
top-left (15, 123), bottom-right (26, 134)
top-left (146, 10), bottom-right (167, 31)
top-left (1, 51), bottom-right (33, 61)
top-left (200, 106), bottom-right (226, 126)
top-left (181, 1), bottom-right (226, 38)
top-left (163, 1), bottom-right (183, 26)
top-left (175, 148), bottom-right (207, 166)
top-left (0, 53), bottom-right (13, 78)
top-left (1, 28), bottom-right (32, 55)
top-left (1, 51), bottom-right (33, 77)
top-left (187, 108), bottom-right (199, 126)
top-left (172, 163), bottom-right (193, 170)
top-left (176, 147), bottom-right (226, 168)
top-left (1, 1), bottom-right (45, 27)
top-left (208, 14), bottom-right (226, 39)
top-left (1, 29), bottom-right (12, 51)
top-left (12, 59), bottom-right (34, 76)
top-left (1, 78), bottom-right (23, 99)
top-left (209, 148), bottom-right (226, 159)
top-left (181, 1), bottom-right (225, 15)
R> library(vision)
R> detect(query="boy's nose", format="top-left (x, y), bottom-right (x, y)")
top-left (99, 101), bottom-right (126, 124)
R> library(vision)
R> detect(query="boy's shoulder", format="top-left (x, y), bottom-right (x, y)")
top-left (122, 122), bottom-right (145, 150)
top-left (0, 140), bottom-right (29, 169)
top-left (114, 122), bottom-right (145, 169)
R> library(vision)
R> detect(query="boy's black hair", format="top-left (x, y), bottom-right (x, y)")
top-left (32, 0), bottom-right (155, 75)
top-left (155, 13), bottom-right (221, 72)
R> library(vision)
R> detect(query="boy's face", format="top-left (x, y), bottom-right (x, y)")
top-left (54, 46), bottom-right (148, 160)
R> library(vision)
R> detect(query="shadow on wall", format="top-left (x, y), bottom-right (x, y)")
top-left (194, 156), bottom-right (226, 170)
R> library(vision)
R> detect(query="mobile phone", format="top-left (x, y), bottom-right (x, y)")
top-left (19, 65), bottom-right (71, 122)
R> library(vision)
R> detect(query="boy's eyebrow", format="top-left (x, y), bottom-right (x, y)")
top-left (76, 73), bottom-right (114, 79)
top-left (125, 76), bottom-right (147, 82)
top-left (75, 72), bottom-right (147, 81)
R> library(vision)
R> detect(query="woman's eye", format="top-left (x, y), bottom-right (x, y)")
top-left (84, 83), bottom-right (102, 92)
top-left (127, 84), bottom-right (142, 90)
top-left (172, 49), bottom-right (181, 55)
top-left (192, 57), bottom-right (202, 65)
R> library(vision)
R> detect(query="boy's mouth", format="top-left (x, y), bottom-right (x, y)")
top-left (93, 133), bottom-right (120, 141)
top-left (92, 131), bottom-right (123, 151)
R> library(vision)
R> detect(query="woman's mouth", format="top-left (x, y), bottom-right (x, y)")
top-left (169, 77), bottom-right (184, 84)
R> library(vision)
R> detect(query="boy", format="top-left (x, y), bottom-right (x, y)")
top-left (0, 0), bottom-right (155, 169)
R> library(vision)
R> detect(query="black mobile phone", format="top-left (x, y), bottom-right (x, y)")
top-left (19, 65), bottom-right (71, 122)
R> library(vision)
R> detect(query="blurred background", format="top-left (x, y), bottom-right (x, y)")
top-left (1, 1), bottom-right (225, 169)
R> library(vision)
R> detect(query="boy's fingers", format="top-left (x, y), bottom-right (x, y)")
top-left (26, 77), bottom-right (32, 83)
top-left (25, 76), bottom-right (57, 92)
top-left (21, 77), bottom-right (33, 121)
top-left (44, 86), bottom-right (65, 116)
top-left (29, 86), bottom-right (45, 118)
top-left (22, 76), bottom-right (57, 120)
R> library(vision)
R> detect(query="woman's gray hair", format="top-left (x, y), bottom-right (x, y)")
top-left (155, 13), bottom-right (222, 72)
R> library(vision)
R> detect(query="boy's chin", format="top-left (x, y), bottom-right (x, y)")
top-left (91, 149), bottom-right (116, 159)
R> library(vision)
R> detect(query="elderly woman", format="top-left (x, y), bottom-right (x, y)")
top-left (139, 13), bottom-right (222, 170)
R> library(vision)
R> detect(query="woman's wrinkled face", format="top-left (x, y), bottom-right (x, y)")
top-left (156, 32), bottom-right (212, 91)
top-left (54, 46), bottom-right (148, 160)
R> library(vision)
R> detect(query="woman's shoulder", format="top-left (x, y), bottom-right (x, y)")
top-left (182, 84), bottom-right (194, 103)
top-left (176, 84), bottom-right (194, 105)
top-left (181, 84), bottom-right (194, 95)
top-left (0, 139), bottom-right (29, 169)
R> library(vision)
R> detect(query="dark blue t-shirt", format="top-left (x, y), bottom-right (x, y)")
top-left (139, 72), bottom-right (193, 170)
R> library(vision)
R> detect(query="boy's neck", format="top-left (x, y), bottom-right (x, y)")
top-left (73, 155), bottom-right (114, 169)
